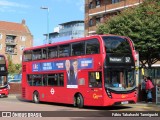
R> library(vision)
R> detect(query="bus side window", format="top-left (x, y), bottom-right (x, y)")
top-left (48, 74), bottom-right (54, 86)
top-left (86, 39), bottom-right (100, 55)
top-left (48, 47), bottom-right (58, 58)
top-left (32, 49), bottom-right (42, 60)
top-left (24, 50), bottom-right (32, 61)
top-left (89, 72), bottom-right (102, 88)
top-left (53, 74), bottom-right (58, 86)
top-left (59, 73), bottom-right (64, 86)
top-left (59, 44), bottom-right (70, 57)
top-left (42, 48), bottom-right (47, 59)
top-left (71, 42), bottom-right (85, 56)
top-left (27, 75), bottom-right (33, 86)
top-left (33, 75), bottom-right (42, 86)
top-left (42, 74), bottom-right (48, 86)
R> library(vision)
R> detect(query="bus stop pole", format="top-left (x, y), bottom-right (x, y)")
top-left (135, 51), bottom-right (140, 87)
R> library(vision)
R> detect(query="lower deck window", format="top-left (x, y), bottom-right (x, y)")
top-left (89, 72), bottom-right (102, 88)
top-left (27, 73), bottom-right (64, 87)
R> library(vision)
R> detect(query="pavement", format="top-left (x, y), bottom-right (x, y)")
top-left (2, 94), bottom-right (160, 111)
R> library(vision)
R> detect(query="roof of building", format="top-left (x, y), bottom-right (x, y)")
top-left (59, 20), bottom-right (84, 25)
top-left (0, 20), bottom-right (31, 33)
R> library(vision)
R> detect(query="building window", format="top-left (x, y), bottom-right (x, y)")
top-left (6, 45), bottom-right (16, 54)
top-left (96, 17), bottom-right (101, 24)
top-left (89, 19), bottom-right (93, 26)
top-left (0, 34), bottom-right (2, 39)
top-left (6, 35), bottom-right (16, 43)
top-left (21, 36), bottom-right (26, 41)
top-left (20, 46), bottom-right (25, 51)
top-left (89, 2), bottom-right (93, 9)
top-left (96, 0), bottom-right (100, 7)
top-left (112, 0), bottom-right (120, 4)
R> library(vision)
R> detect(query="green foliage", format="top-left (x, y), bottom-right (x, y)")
top-left (97, 0), bottom-right (160, 68)
top-left (7, 55), bottom-right (22, 74)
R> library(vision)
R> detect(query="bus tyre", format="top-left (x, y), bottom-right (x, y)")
top-left (33, 91), bottom-right (40, 104)
top-left (75, 94), bottom-right (84, 108)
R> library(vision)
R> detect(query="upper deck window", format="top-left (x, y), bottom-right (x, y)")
top-left (23, 50), bottom-right (32, 61)
top-left (72, 42), bottom-right (85, 56)
top-left (86, 39), bottom-right (100, 54)
top-left (59, 44), bottom-right (70, 57)
top-left (48, 46), bottom-right (58, 58)
top-left (102, 36), bottom-right (131, 53)
top-left (32, 49), bottom-right (42, 60)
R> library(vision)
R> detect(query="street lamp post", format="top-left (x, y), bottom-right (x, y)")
top-left (40, 7), bottom-right (50, 44)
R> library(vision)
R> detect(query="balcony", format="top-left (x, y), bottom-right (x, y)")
top-left (5, 47), bottom-right (17, 55)
top-left (5, 39), bottom-right (17, 46)
top-left (5, 50), bottom-right (17, 55)
top-left (88, 0), bottom-right (143, 17)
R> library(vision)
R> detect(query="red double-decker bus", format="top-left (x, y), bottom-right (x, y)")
top-left (0, 54), bottom-right (9, 97)
top-left (22, 35), bottom-right (137, 107)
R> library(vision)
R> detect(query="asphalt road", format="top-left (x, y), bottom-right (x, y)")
top-left (0, 94), bottom-right (160, 120)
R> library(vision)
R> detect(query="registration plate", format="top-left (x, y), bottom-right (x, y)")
top-left (121, 101), bottom-right (128, 104)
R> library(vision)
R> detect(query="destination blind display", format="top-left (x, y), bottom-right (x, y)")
top-left (109, 57), bottom-right (131, 63)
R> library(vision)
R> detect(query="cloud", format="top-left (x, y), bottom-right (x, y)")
top-left (0, 0), bottom-right (29, 13)
top-left (0, 0), bottom-right (29, 8)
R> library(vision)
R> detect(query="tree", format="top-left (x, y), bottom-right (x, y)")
top-left (97, 0), bottom-right (160, 68)
top-left (7, 55), bottom-right (22, 74)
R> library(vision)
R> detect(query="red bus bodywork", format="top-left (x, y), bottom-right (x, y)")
top-left (22, 35), bottom-right (137, 107)
top-left (0, 54), bottom-right (9, 97)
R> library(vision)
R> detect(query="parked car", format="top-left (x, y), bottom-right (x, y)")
top-left (8, 79), bottom-right (21, 83)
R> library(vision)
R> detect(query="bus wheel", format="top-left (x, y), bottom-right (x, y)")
top-left (75, 94), bottom-right (84, 108)
top-left (33, 91), bottom-right (39, 104)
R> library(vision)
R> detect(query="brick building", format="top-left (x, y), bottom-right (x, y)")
top-left (0, 20), bottom-right (33, 64)
top-left (85, 0), bottom-right (144, 36)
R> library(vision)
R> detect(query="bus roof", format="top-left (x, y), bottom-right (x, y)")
top-left (24, 34), bottom-right (127, 51)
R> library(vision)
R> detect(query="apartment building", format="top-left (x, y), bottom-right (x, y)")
top-left (47, 20), bottom-right (84, 43)
top-left (0, 20), bottom-right (33, 64)
top-left (85, 0), bottom-right (160, 91)
top-left (85, 0), bottom-right (144, 36)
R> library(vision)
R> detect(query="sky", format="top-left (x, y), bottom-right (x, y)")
top-left (0, 0), bottom-right (84, 46)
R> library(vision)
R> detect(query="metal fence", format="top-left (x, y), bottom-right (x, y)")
top-left (156, 86), bottom-right (160, 104)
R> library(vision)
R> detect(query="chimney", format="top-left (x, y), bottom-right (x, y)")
top-left (22, 19), bottom-right (26, 24)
